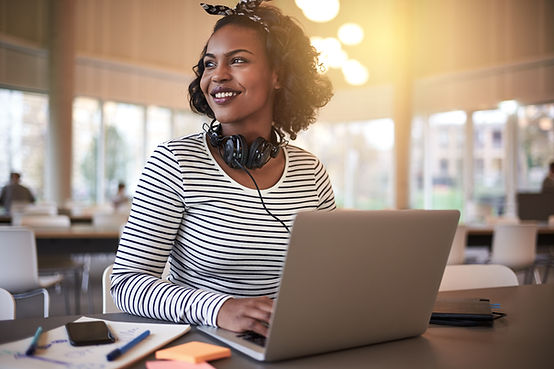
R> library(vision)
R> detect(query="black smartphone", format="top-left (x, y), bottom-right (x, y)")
top-left (65, 321), bottom-right (116, 346)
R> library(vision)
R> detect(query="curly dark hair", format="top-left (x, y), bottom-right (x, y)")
top-left (188, 4), bottom-right (333, 140)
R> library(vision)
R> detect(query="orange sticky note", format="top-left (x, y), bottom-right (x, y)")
top-left (146, 361), bottom-right (216, 369)
top-left (155, 341), bottom-right (231, 363)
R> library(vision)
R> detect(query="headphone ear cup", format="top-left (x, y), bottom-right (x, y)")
top-left (247, 137), bottom-right (271, 169)
top-left (223, 135), bottom-right (248, 168)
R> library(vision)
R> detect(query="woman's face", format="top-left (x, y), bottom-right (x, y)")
top-left (200, 24), bottom-right (279, 130)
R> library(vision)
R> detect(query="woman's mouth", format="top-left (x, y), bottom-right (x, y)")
top-left (211, 90), bottom-right (241, 104)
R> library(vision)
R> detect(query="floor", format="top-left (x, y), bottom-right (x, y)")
top-left (15, 248), bottom-right (554, 319)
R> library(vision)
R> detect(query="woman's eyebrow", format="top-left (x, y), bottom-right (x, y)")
top-left (204, 49), bottom-right (255, 59)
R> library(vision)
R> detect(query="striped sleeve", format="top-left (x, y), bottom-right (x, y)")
top-left (111, 144), bottom-right (231, 326)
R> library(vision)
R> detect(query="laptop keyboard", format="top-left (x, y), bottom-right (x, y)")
top-left (236, 331), bottom-right (267, 347)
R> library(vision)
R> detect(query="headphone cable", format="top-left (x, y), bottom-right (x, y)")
top-left (234, 160), bottom-right (291, 234)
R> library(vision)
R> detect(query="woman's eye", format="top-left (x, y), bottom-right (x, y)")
top-left (231, 57), bottom-right (247, 64)
top-left (203, 60), bottom-right (215, 69)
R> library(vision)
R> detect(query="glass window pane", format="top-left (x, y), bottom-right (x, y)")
top-left (0, 88), bottom-right (48, 201)
top-left (146, 106), bottom-right (171, 157)
top-left (296, 119), bottom-right (395, 209)
top-left (428, 111), bottom-right (466, 212)
top-left (173, 110), bottom-right (204, 138)
top-left (103, 102), bottom-right (145, 201)
top-left (517, 103), bottom-right (554, 191)
top-left (410, 117), bottom-right (425, 208)
top-left (472, 109), bottom-right (507, 216)
top-left (72, 97), bottom-right (101, 203)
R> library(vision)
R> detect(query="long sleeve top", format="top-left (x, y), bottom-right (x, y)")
top-left (111, 132), bottom-right (335, 326)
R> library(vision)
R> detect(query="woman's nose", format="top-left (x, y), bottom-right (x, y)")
top-left (212, 64), bottom-right (231, 82)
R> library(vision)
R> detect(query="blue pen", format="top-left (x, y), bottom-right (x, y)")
top-left (106, 330), bottom-right (150, 361)
top-left (25, 326), bottom-right (43, 356)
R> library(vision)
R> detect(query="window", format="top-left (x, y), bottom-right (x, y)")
top-left (72, 98), bottom-right (202, 205)
top-left (0, 88), bottom-right (48, 200)
top-left (173, 111), bottom-right (204, 138)
top-left (409, 117), bottom-right (425, 208)
top-left (517, 103), bottom-right (554, 192)
top-left (72, 97), bottom-right (101, 203)
top-left (472, 109), bottom-right (506, 216)
top-left (146, 106), bottom-right (171, 158)
top-left (427, 111), bottom-right (466, 211)
top-left (296, 119), bottom-right (395, 209)
top-left (411, 101), bottom-right (553, 222)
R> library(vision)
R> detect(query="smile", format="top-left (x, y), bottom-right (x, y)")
top-left (214, 91), bottom-right (239, 98)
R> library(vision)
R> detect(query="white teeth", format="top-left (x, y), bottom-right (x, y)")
top-left (214, 91), bottom-right (238, 98)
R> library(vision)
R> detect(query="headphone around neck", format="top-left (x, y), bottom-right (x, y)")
top-left (206, 120), bottom-right (286, 170)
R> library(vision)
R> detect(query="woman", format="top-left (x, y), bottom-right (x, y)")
top-left (111, 0), bottom-right (335, 337)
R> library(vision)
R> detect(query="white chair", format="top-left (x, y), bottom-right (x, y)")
top-left (490, 223), bottom-right (539, 284)
top-left (103, 262), bottom-right (171, 313)
top-left (439, 264), bottom-right (519, 291)
top-left (102, 264), bottom-right (122, 313)
top-left (0, 227), bottom-right (64, 317)
top-left (446, 225), bottom-right (467, 265)
top-left (0, 287), bottom-right (16, 320)
top-left (11, 215), bottom-right (86, 313)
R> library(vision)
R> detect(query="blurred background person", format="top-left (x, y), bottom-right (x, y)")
top-left (541, 161), bottom-right (554, 193)
top-left (112, 182), bottom-right (131, 212)
top-left (0, 172), bottom-right (36, 214)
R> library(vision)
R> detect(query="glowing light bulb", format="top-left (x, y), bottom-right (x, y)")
top-left (311, 37), bottom-right (348, 71)
top-left (341, 59), bottom-right (369, 86)
top-left (338, 23), bottom-right (364, 45)
top-left (297, 0), bottom-right (340, 23)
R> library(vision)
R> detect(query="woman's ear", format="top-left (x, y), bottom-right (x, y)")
top-left (272, 69), bottom-right (281, 90)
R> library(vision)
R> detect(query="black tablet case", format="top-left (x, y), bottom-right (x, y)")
top-left (431, 298), bottom-right (494, 326)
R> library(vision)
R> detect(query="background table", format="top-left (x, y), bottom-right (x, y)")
top-left (1, 284), bottom-right (552, 369)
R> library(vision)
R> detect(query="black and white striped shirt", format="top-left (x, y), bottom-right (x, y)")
top-left (111, 132), bottom-right (335, 326)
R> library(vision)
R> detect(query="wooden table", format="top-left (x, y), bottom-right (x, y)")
top-left (0, 284), bottom-right (552, 369)
top-left (33, 225), bottom-right (120, 255)
top-left (466, 223), bottom-right (554, 248)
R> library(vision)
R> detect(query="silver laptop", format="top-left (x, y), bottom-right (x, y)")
top-left (198, 209), bottom-right (460, 361)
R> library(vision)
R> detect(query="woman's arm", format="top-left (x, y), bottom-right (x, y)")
top-left (110, 144), bottom-right (231, 326)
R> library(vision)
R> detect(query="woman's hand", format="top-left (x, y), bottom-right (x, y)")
top-left (216, 296), bottom-right (274, 336)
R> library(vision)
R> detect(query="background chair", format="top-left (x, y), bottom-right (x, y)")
top-left (446, 225), bottom-right (467, 265)
top-left (439, 264), bottom-right (519, 291)
top-left (102, 264), bottom-right (121, 313)
top-left (489, 223), bottom-right (539, 284)
top-left (0, 287), bottom-right (16, 320)
top-left (10, 214), bottom-right (86, 314)
top-left (0, 227), bottom-right (64, 317)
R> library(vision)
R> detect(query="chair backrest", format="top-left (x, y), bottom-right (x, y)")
top-left (102, 264), bottom-right (122, 313)
top-left (439, 264), bottom-right (519, 291)
top-left (93, 212), bottom-right (129, 229)
top-left (490, 223), bottom-right (538, 269)
top-left (0, 287), bottom-right (16, 320)
top-left (446, 225), bottom-right (467, 265)
top-left (14, 215), bottom-right (71, 228)
top-left (0, 227), bottom-right (41, 292)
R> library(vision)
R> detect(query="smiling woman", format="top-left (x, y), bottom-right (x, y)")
top-left (111, 0), bottom-right (335, 339)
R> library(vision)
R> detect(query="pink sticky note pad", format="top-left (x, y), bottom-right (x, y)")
top-left (146, 361), bottom-right (216, 369)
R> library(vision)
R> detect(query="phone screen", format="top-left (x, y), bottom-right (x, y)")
top-left (65, 321), bottom-right (115, 346)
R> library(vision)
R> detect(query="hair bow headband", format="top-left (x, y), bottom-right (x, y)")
top-left (200, 0), bottom-right (270, 32)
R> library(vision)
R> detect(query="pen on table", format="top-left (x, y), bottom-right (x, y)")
top-left (106, 330), bottom-right (150, 361)
top-left (25, 326), bottom-right (43, 356)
